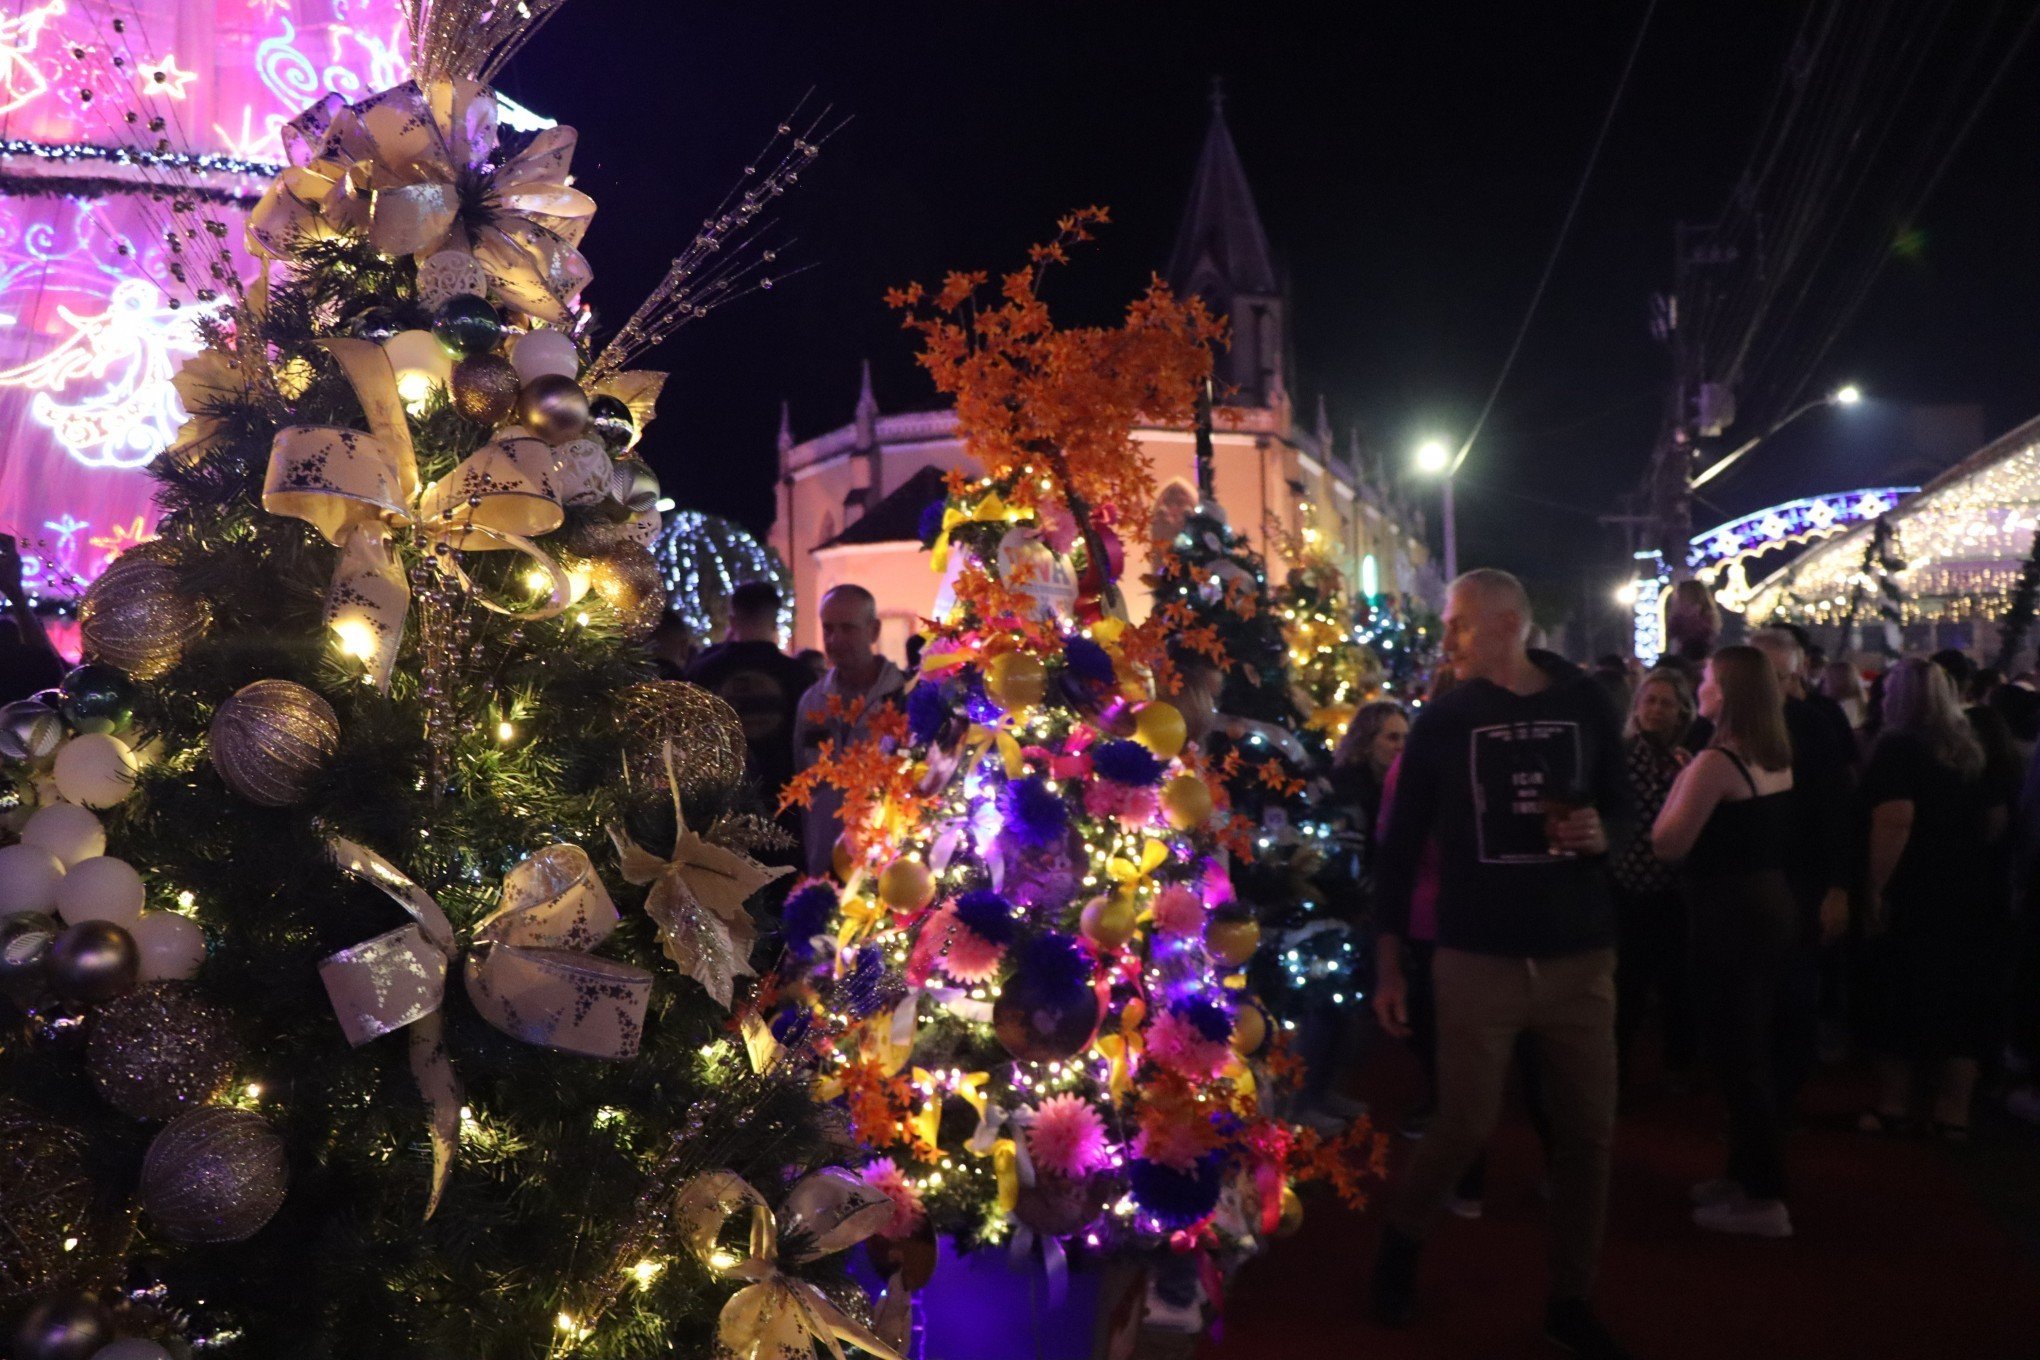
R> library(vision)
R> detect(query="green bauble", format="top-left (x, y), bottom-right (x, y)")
top-left (56, 665), bottom-right (135, 734)
top-left (432, 293), bottom-right (504, 360)
top-left (586, 393), bottom-right (637, 453)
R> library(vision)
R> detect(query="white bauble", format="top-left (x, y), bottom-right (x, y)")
top-left (130, 910), bottom-right (207, 982)
top-left (510, 328), bottom-right (579, 383)
top-left (94, 1341), bottom-right (175, 1360)
top-left (20, 801), bottom-right (106, 866)
top-left (416, 249), bottom-right (490, 311)
top-left (0, 842), bottom-right (64, 916)
top-left (387, 328), bottom-right (454, 388)
top-left (52, 733), bottom-right (139, 808)
top-left (54, 856), bottom-right (146, 927)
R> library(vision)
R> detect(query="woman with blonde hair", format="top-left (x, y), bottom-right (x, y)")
top-left (1856, 656), bottom-right (2012, 1141)
top-left (1654, 646), bottom-right (1799, 1238)
top-left (1612, 667), bottom-right (1698, 1083)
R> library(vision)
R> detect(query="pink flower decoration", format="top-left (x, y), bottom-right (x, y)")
top-left (943, 923), bottom-right (1006, 984)
top-left (1146, 1009), bottom-right (1234, 1080)
top-left (1083, 780), bottom-right (1159, 827)
top-left (1038, 503), bottom-right (1081, 555)
top-left (861, 1157), bottom-right (928, 1239)
top-left (1027, 1093), bottom-right (1110, 1178)
top-left (906, 907), bottom-right (955, 988)
top-left (1152, 885), bottom-right (1208, 936)
top-left (1050, 750), bottom-right (1094, 781)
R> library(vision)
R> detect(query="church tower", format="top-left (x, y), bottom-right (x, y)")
top-left (1166, 81), bottom-right (1287, 410)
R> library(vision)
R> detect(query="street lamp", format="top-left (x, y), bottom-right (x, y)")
top-left (1691, 383), bottom-right (1865, 489)
top-left (1414, 438), bottom-right (1457, 579)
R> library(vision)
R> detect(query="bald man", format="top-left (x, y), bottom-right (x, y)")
top-left (1371, 570), bottom-right (1635, 1359)
top-left (792, 584), bottom-right (907, 874)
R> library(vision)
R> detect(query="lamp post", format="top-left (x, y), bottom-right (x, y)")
top-left (1415, 438), bottom-right (1456, 580)
top-left (1690, 383), bottom-right (1863, 490)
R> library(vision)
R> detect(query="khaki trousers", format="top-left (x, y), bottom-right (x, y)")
top-left (1388, 946), bottom-right (1618, 1299)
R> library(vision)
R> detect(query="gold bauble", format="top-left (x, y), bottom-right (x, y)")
top-left (450, 352), bottom-right (523, 425)
top-left (1205, 915), bottom-right (1261, 967)
top-left (1230, 1000), bottom-right (1268, 1056)
top-left (831, 833), bottom-right (860, 882)
top-left (1079, 894), bottom-right (1137, 950)
top-left (79, 557), bottom-right (208, 681)
top-left (517, 372), bottom-right (590, 445)
top-left (208, 679), bottom-right (341, 807)
top-left (1130, 701), bottom-right (1187, 759)
top-left (877, 858), bottom-right (935, 914)
top-left (614, 681), bottom-right (745, 799)
top-left (1161, 773), bottom-right (1215, 830)
top-left (984, 651), bottom-right (1047, 712)
top-left (0, 1100), bottom-right (95, 1304)
top-left (586, 546), bottom-right (666, 641)
top-left (1276, 1184), bottom-right (1304, 1237)
top-left (553, 512), bottom-right (637, 558)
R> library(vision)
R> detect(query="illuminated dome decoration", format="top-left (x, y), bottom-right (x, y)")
top-left (1747, 414), bottom-right (2040, 628)
top-left (652, 509), bottom-right (794, 644)
top-left (0, 0), bottom-right (545, 599)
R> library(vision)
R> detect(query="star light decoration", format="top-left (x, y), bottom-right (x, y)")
top-left (137, 53), bottom-right (198, 99)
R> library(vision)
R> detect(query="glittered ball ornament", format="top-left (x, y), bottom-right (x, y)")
top-left (52, 736), bottom-right (139, 810)
top-left (586, 393), bottom-right (638, 453)
top-left (1079, 894), bottom-right (1138, 950)
top-left (128, 912), bottom-right (205, 983)
top-left (1131, 701), bottom-right (1187, 759)
top-left (20, 804), bottom-right (105, 868)
top-left (877, 859), bottom-right (935, 914)
top-left (47, 921), bottom-right (139, 1004)
top-left (613, 682), bottom-right (746, 798)
top-left (140, 1108), bottom-right (287, 1244)
top-left (208, 680), bottom-right (340, 808)
top-left (53, 858), bottom-right (145, 929)
top-left (1204, 915), bottom-right (1261, 968)
top-left (0, 1101), bottom-right (96, 1303)
top-left (88, 984), bottom-right (241, 1122)
top-left (993, 968), bottom-right (1102, 1064)
top-left (431, 293), bottom-right (503, 359)
top-left (517, 373), bottom-right (590, 445)
top-left (585, 546), bottom-right (665, 640)
top-left (57, 666), bottom-right (136, 735)
top-left (0, 700), bottom-right (66, 763)
top-left (0, 912), bottom-right (60, 997)
top-left (9, 1289), bottom-right (111, 1360)
top-left (450, 353), bottom-right (522, 425)
top-left (1160, 773), bottom-right (1214, 831)
top-left (984, 652), bottom-right (1048, 712)
top-left (78, 558), bottom-right (207, 682)
top-left (509, 327), bottom-right (580, 383)
top-left (609, 456), bottom-right (661, 513)
top-left (0, 843), bottom-right (67, 917)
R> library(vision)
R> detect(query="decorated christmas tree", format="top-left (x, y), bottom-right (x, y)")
top-left (778, 216), bottom-right (1380, 1339)
top-left (1265, 510), bottom-right (1380, 745)
top-left (0, 6), bottom-right (892, 1358)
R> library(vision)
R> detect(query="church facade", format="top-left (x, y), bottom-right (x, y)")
top-left (770, 98), bottom-right (1441, 659)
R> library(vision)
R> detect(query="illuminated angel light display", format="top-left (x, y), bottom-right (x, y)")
top-left (0, 0), bottom-right (543, 596)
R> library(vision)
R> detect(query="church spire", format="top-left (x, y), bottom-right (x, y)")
top-left (776, 399), bottom-right (795, 456)
top-left (1167, 81), bottom-right (1284, 407)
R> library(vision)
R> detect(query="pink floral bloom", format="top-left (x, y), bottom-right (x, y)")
top-left (1146, 1008), bottom-right (1234, 1080)
top-left (1050, 750), bottom-right (1094, 781)
top-left (1084, 780), bottom-right (1158, 827)
top-left (1027, 1093), bottom-right (1110, 1178)
top-left (942, 923), bottom-right (1006, 984)
top-left (1198, 856), bottom-right (1236, 908)
top-left (1151, 885), bottom-right (1208, 936)
top-left (861, 1157), bottom-right (928, 1239)
top-left (1038, 502), bottom-right (1081, 555)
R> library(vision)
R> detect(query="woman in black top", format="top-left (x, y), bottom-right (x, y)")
top-left (1857, 656), bottom-right (2012, 1140)
top-left (1611, 667), bottom-right (1698, 1083)
top-left (1655, 645), bottom-right (1798, 1240)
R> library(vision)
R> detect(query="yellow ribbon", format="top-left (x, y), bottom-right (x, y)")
top-left (992, 1137), bottom-right (1021, 1216)
top-left (263, 337), bottom-right (572, 691)
top-left (676, 1169), bottom-right (905, 1360)
top-left (1096, 997), bottom-right (1147, 1104)
top-left (1106, 839), bottom-right (1170, 907)
top-left (834, 892), bottom-right (886, 950)
top-left (930, 492), bottom-right (1016, 573)
top-left (965, 721), bottom-right (1027, 780)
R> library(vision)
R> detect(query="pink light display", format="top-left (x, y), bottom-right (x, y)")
top-left (0, 0), bottom-right (423, 597)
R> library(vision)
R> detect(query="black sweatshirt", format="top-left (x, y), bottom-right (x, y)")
top-left (1375, 651), bottom-right (1633, 958)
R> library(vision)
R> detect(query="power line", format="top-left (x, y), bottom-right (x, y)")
top-left (1452, 0), bottom-right (1658, 476)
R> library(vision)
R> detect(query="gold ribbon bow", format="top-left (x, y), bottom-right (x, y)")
top-left (1097, 996), bottom-right (1147, 1104)
top-left (317, 837), bottom-right (651, 1215)
top-left (610, 741), bottom-right (791, 1010)
top-left (263, 336), bottom-right (571, 690)
top-left (248, 79), bottom-right (594, 323)
top-left (676, 1168), bottom-right (905, 1360)
top-left (1107, 839), bottom-right (1170, 907)
top-left (964, 720), bottom-right (1027, 780)
top-left (930, 492), bottom-right (1017, 573)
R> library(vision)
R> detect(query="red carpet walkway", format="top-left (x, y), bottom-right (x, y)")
top-left (1202, 1062), bottom-right (2040, 1360)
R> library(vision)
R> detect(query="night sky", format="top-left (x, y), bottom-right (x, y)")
top-left (500, 1), bottom-right (2040, 599)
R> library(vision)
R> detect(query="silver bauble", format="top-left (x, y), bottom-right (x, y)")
top-left (88, 984), bottom-right (241, 1122)
top-left (208, 680), bottom-right (340, 807)
top-left (78, 558), bottom-right (208, 681)
top-left (140, 1107), bottom-right (287, 1243)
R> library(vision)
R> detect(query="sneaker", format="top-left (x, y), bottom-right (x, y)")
top-left (1445, 1194), bottom-right (1483, 1220)
top-left (1689, 1177), bottom-right (1740, 1206)
top-left (1543, 1296), bottom-right (1634, 1360)
top-left (1693, 1196), bottom-right (1793, 1238)
top-left (1369, 1226), bottom-right (1421, 1327)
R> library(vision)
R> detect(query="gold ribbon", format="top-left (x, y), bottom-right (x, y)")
top-left (248, 79), bottom-right (594, 323)
top-left (676, 1168), bottom-right (905, 1360)
top-left (930, 492), bottom-right (1017, 573)
top-left (610, 741), bottom-right (791, 1010)
top-left (316, 837), bottom-right (651, 1216)
top-left (964, 721), bottom-right (1027, 780)
top-left (1106, 839), bottom-right (1170, 907)
top-left (263, 337), bottom-right (571, 690)
top-left (991, 1137), bottom-right (1021, 1216)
